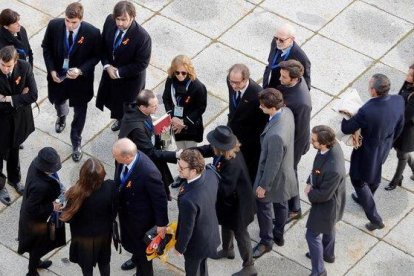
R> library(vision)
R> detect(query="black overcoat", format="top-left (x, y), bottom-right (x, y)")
top-left (162, 77), bottom-right (207, 142)
top-left (0, 60), bottom-right (37, 154)
top-left (96, 15), bottom-right (151, 119)
top-left (394, 82), bottom-right (414, 153)
top-left (115, 151), bottom-right (169, 254)
top-left (0, 26), bottom-right (33, 66)
top-left (306, 143), bottom-right (346, 234)
top-left (18, 162), bottom-right (65, 256)
top-left (42, 19), bottom-right (101, 106)
top-left (227, 79), bottom-right (267, 182)
top-left (67, 180), bottom-right (116, 268)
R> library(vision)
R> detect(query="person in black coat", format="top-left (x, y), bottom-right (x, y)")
top-left (42, 2), bottom-right (101, 162)
top-left (60, 158), bottom-right (116, 276)
top-left (162, 55), bottom-right (207, 149)
top-left (341, 74), bottom-right (404, 231)
top-left (386, 64), bottom-right (414, 190)
top-left (227, 64), bottom-right (267, 183)
top-left (112, 138), bottom-right (169, 276)
top-left (196, 126), bottom-right (257, 276)
top-left (277, 60), bottom-right (312, 223)
top-left (175, 149), bottom-right (220, 276)
top-left (18, 147), bottom-right (65, 276)
top-left (96, 1), bottom-right (151, 131)
top-left (0, 46), bottom-right (37, 205)
top-left (0, 9), bottom-right (33, 66)
top-left (304, 126), bottom-right (346, 276)
top-left (263, 23), bottom-right (311, 90)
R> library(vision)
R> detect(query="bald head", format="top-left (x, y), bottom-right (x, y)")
top-left (112, 138), bottom-right (137, 164)
top-left (275, 23), bottom-right (296, 50)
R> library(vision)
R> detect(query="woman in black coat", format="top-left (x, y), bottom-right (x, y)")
top-left (60, 158), bottom-right (116, 276)
top-left (196, 126), bottom-right (257, 276)
top-left (163, 55), bottom-right (207, 150)
top-left (386, 64), bottom-right (414, 190)
top-left (0, 9), bottom-right (33, 66)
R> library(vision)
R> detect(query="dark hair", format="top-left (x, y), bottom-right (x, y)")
top-left (279, 59), bottom-right (304, 79)
top-left (113, 1), bottom-right (136, 19)
top-left (370, 73), bottom-right (390, 96)
top-left (258, 88), bottom-right (284, 109)
top-left (312, 125), bottom-right (336, 148)
top-left (0, 9), bottom-right (20, 26)
top-left (65, 2), bottom-right (84, 20)
top-left (60, 158), bottom-right (106, 221)
top-left (0, 45), bottom-right (18, 62)
top-left (228, 63), bottom-right (250, 81)
top-left (180, 149), bottom-right (205, 174)
top-left (136, 89), bottom-right (155, 107)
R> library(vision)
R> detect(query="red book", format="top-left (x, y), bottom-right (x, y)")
top-left (153, 114), bottom-right (172, 135)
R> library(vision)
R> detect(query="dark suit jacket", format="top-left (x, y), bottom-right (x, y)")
top-left (263, 40), bottom-right (311, 90)
top-left (42, 19), bottom-right (101, 106)
top-left (175, 168), bottom-right (220, 259)
top-left (97, 15), bottom-right (151, 119)
top-left (277, 77), bottom-right (312, 168)
top-left (227, 79), bottom-right (267, 181)
top-left (342, 95), bottom-right (405, 184)
top-left (115, 151), bottom-right (169, 254)
top-left (394, 82), bottom-right (414, 152)
top-left (0, 26), bottom-right (33, 66)
top-left (306, 143), bottom-right (346, 234)
top-left (0, 60), bottom-right (37, 154)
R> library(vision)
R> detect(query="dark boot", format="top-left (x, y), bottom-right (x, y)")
top-left (385, 176), bottom-right (403, 191)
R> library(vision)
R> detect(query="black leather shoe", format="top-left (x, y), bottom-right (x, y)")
top-left (72, 147), bottom-right (83, 162)
top-left (111, 120), bottom-right (121, 131)
top-left (273, 235), bottom-right (284, 246)
top-left (306, 252), bottom-right (335, 263)
top-left (365, 221), bottom-right (385, 231)
top-left (252, 243), bottom-right (272, 259)
top-left (385, 177), bottom-right (403, 191)
top-left (121, 258), bottom-right (136, 271)
top-left (0, 187), bottom-right (11, 206)
top-left (351, 193), bottom-right (360, 205)
top-left (8, 181), bottom-right (24, 195)
top-left (37, 260), bottom-right (52, 269)
top-left (55, 116), bottom-right (66, 133)
top-left (286, 210), bottom-right (302, 224)
top-left (211, 249), bottom-right (235, 260)
top-left (309, 270), bottom-right (327, 276)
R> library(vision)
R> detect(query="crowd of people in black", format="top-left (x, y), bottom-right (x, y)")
top-left (0, 1), bottom-right (413, 276)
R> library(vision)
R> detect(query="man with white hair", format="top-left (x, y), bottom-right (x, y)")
top-left (263, 23), bottom-right (311, 90)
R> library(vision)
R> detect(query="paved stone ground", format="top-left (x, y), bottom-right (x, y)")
top-left (1, 0), bottom-right (414, 275)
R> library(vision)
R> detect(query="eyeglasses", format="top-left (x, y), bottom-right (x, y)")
top-left (175, 71), bottom-right (188, 76)
top-left (228, 78), bottom-right (245, 86)
top-left (274, 36), bottom-right (291, 43)
top-left (178, 165), bottom-right (189, 171)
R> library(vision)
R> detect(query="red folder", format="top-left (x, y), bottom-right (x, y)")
top-left (153, 114), bottom-right (172, 135)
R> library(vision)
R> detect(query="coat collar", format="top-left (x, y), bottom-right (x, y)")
top-left (262, 108), bottom-right (284, 134)
top-left (178, 171), bottom-right (205, 196)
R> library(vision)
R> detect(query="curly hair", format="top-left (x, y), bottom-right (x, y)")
top-left (179, 149), bottom-right (205, 174)
top-left (167, 55), bottom-right (197, 81)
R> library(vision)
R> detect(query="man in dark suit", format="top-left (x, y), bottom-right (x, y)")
top-left (0, 45), bottom-right (37, 204)
top-left (97, 1), bottom-right (151, 132)
top-left (112, 138), bottom-right (168, 276)
top-left (263, 23), bottom-right (311, 90)
top-left (227, 63), bottom-right (267, 182)
top-left (341, 74), bottom-right (404, 231)
top-left (253, 88), bottom-right (298, 258)
top-left (277, 60), bottom-right (312, 223)
top-left (175, 149), bottom-right (220, 276)
top-left (305, 125), bottom-right (346, 276)
top-left (42, 2), bottom-right (101, 162)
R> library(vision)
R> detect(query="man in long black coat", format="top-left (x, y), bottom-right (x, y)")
top-left (0, 45), bottom-right (37, 202)
top-left (96, 1), bottom-right (151, 131)
top-left (341, 74), bottom-right (404, 231)
top-left (42, 2), bottom-right (101, 162)
top-left (175, 149), bottom-right (220, 276)
top-left (263, 23), bottom-right (311, 90)
top-left (112, 138), bottom-right (168, 276)
top-left (305, 125), bottom-right (346, 276)
top-left (277, 60), bottom-right (312, 222)
top-left (227, 64), bottom-right (267, 182)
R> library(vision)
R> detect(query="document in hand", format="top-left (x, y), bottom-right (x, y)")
top-left (153, 114), bottom-right (172, 135)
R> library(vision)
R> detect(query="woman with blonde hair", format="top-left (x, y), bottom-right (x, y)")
top-left (61, 158), bottom-right (116, 276)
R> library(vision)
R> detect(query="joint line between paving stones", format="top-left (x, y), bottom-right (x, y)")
top-left (16, 0), bottom-right (56, 19)
top-left (361, 0), bottom-right (414, 25)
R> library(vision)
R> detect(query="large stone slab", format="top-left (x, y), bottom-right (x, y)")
top-left (132, 0), bottom-right (173, 12)
top-left (30, 27), bottom-right (47, 73)
top-left (382, 32), bottom-right (414, 73)
top-left (143, 15), bottom-right (211, 71)
top-left (319, 1), bottom-right (413, 59)
top-left (384, 211), bottom-right (414, 256)
top-left (309, 88), bottom-right (333, 118)
top-left (301, 35), bottom-right (373, 96)
top-left (219, 7), bottom-right (314, 63)
top-left (160, 0), bottom-right (255, 39)
top-left (260, 0), bottom-right (352, 31)
top-left (82, 126), bottom-right (119, 167)
top-left (363, 0), bottom-right (414, 24)
top-left (348, 241), bottom-right (414, 275)
top-left (18, 0), bottom-right (72, 18)
top-left (33, 67), bottom-right (49, 104)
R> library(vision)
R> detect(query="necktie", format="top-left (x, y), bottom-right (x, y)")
top-left (121, 165), bottom-right (129, 180)
top-left (236, 91), bottom-right (241, 106)
top-left (68, 31), bottom-right (74, 47)
top-left (114, 30), bottom-right (124, 50)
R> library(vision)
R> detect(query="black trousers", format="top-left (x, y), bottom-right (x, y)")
top-left (184, 254), bottom-right (208, 276)
top-left (0, 146), bottom-right (21, 184)
top-left (256, 200), bottom-right (288, 246)
top-left (55, 101), bottom-right (88, 148)
top-left (221, 226), bottom-right (254, 267)
top-left (351, 178), bottom-right (382, 224)
top-left (80, 262), bottom-right (110, 276)
top-left (132, 252), bottom-right (153, 276)
top-left (392, 149), bottom-right (414, 181)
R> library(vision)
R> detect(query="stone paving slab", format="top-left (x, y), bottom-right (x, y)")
top-left (309, 88), bottom-right (333, 118)
top-left (363, 0), bottom-right (414, 24)
top-left (382, 31), bottom-right (414, 73)
top-left (132, 0), bottom-right (173, 12)
top-left (384, 211), bottom-right (414, 258)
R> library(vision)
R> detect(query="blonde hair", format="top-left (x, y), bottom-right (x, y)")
top-left (167, 55), bottom-right (197, 81)
top-left (212, 140), bottom-right (241, 160)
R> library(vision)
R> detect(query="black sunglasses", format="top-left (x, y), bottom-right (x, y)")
top-left (175, 71), bottom-right (188, 76)
top-left (274, 36), bottom-right (291, 43)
